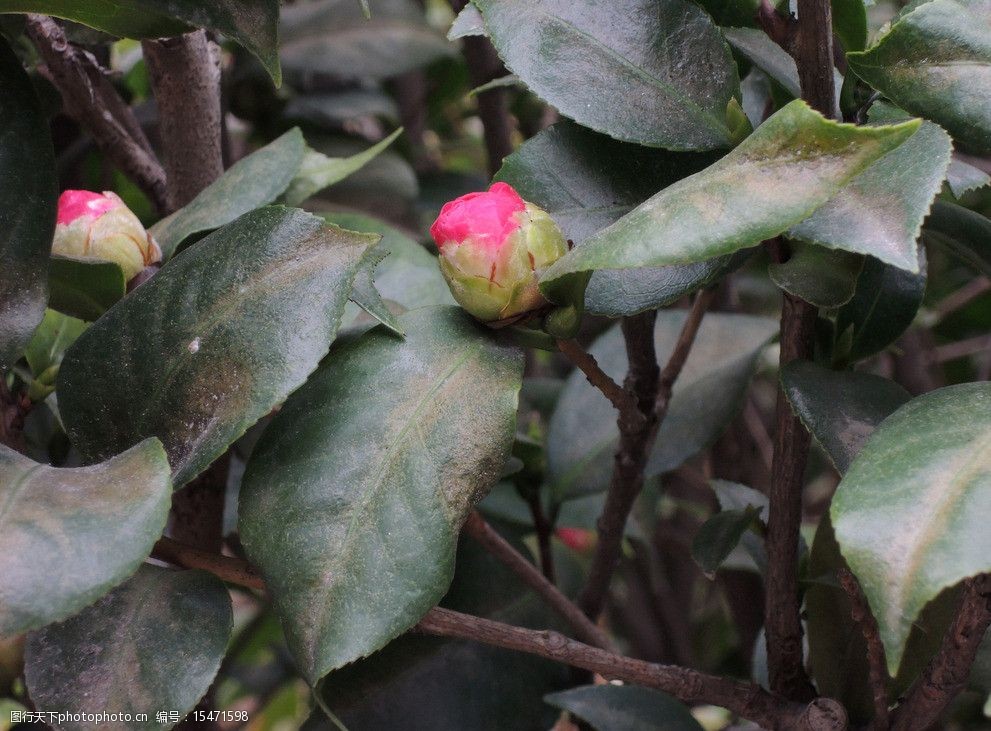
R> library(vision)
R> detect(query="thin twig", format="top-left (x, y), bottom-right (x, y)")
top-left (24, 15), bottom-right (168, 213)
top-left (890, 575), bottom-right (991, 731)
top-left (524, 492), bottom-right (557, 583)
top-left (933, 277), bottom-right (990, 323)
top-left (463, 511), bottom-right (614, 651)
top-left (837, 569), bottom-right (890, 730)
top-left (151, 536), bottom-right (265, 591)
top-left (655, 288), bottom-right (717, 415)
top-left (933, 334), bottom-right (991, 364)
top-left (556, 338), bottom-right (634, 412)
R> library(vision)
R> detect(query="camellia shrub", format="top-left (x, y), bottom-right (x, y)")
top-left (0, 0), bottom-right (989, 730)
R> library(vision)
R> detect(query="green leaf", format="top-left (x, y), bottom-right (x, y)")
top-left (494, 121), bottom-right (737, 318)
top-left (150, 128), bottom-right (307, 259)
top-left (781, 361), bottom-right (911, 474)
top-left (283, 90), bottom-right (401, 129)
top-left (282, 127), bottom-right (403, 207)
top-left (58, 207), bottom-right (375, 488)
top-left (23, 309), bottom-right (87, 378)
top-left (789, 120), bottom-right (952, 273)
top-left (347, 249), bottom-right (405, 336)
top-left (836, 246), bottom-right (926, 361)
top-left (831, 0), bottom-right (868, 52)
top-left (540, 101), bottom-right (920, 287)
top-left (448, 1), bottom-right (485, 39)
top-left (280, 0), bottom-right (454, 82)
top-left (694, 0), bottom-right (759, 27)
top-left (24, 566), bottom-right (232, 730)
top-left (923, 199), bottom-right (991, 278)
top-left (308, 538), bottom-right (569, 729)
top-left (0, 438), bottom-right (171, 636)
top-left (474, 0), bottom-right (740, 150)
top-left (945, 158), bottom-right (990, 198)
top-left (47, 256), bottom-right (126, 321)
top-left (0, 0), bottom-right (282, 85)
top-left (545, 685), bottom-right (704, 731)
top-left (239, 307), bottom-right (523, 682)
top-left (547, 312), bottom-right (777, 500)
top-left (723, 27), bottom-right (801, 98)
top-left (0, 38), bottom-right (56, 372)
top-left (768, 242), bottom-right (864, 308)
top-left (831, 382), bottom-right (991, 674)
top-left (692, 506), bottom-right (763, 577)
top-left (846, 0), bottom-right (991, 153)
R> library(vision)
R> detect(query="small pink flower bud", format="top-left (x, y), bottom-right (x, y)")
top-left (430, 182), bottom-right (567, 322)
top-left (53, 190), bottom-right (162, 281)
top-left (556, 527), bottom-right (596, 553)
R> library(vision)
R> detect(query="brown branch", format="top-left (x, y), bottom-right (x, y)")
top-left (578, 290), bottom-right (715, 619)
top-left (24, 15), bottom-right (168, 213)
top-left (142, 30), bottom-right (224, 211)
top-left (890, 575), bottom-right (991, 731)
top-left (524, 491), bottom-right (556, 582)
top-left (151, 536), bottom-right (265, 591)
top-left (416, 607), bottom-right (847, 731)
top-left (838, 569), bottom-right (890, 730)
top-left (463, 511), bottom-right (614, 651)
top-left (556, 338), bottom-right (634, 413)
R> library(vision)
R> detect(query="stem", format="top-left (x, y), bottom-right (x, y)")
top-left (142, 30), bottom-right (224, 211)
top-left (24, 15), bottom-right (168, 213)
top-left (838, 569), bottom-right (890, 730)
top-left (463, 512), bottom-right (612, 651)
top-left (556, 338), bottom-right (634, 413)
top-left (151, 536), bottom-right (265, 591)
top-left (524, 492), bottom-right (557, 583)
top-left (890, 576), bottom-right (991, 731)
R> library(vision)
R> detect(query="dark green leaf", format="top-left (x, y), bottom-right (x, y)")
top-left (0, 37), bottom-right (56, 372)
top-left (781, 361), bottom-right (911, 474)
top-left (768, 242), bottom-right (863, 308)
top-left (474, 0), bottom-right (740, 150)
top-left (846, 0), bottom-right (991, 153)
top-left (836, 246), bottom-right (926, 361)
top-left (22, 309), bottom-right (87, 378)
top-left (694, 0), bottom-right (759, 27)
top-left (545, 684), bottom-right (704, 731)
top-left (692, 506), bottom-right (763, 577)
top-left (280, 0), bottom-right (454, 82)
top-left (494, 121), bottom-right (736, 317)
top-left (347, 249), bottom-right (405, 336)
top-left (58, 207), bottom-right (375, 488)
top-left (0, 0), bottom-right (281, 84)
top-left (789, 120), bottom-right (952, 273)
top-left (547, 312), bottom-right (777, 500)
top-left (923, 199), bottom-right (991, 278)
top-left (0, 438), bottom-right (171, 636)
top-left (48, 256), bottom-right (126, 322)
top-left (540, 101), bottom-right (920, 287)
top-left (723, 27), bottom-right (801, 97)
top-left (24, 566), bottom-right (232, 730)
top-left (831, 0), bottom-right (868, 52)
top-left (831, 382), bottom-right (991, 673)
top-left (239, 307), bottom-right (523, 682)
top-left (150, 128), bottom-right (307, 259)
top-left (282, 127), bottom-right (403, 207)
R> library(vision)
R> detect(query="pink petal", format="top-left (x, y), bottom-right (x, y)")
top-left (430, 182), bottom-right (526, 252)
top-left (56, 190), bottom-right (122, 225)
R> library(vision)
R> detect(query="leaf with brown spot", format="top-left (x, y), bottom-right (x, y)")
top-left (57, 207), bottom-right (376, 487)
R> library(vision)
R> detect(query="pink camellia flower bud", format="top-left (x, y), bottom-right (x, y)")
top-left (430, 182), bottom-right (567, 322)
top-left (53, 190), bottom-right (162, 281)
top-left (556, 527), bottom-right (597, 553)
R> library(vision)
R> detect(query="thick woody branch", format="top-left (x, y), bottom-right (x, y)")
top-left (142, 30), bottom-right (224, 211)
top-left (463, 511), bottom-right (615, 651)
top-left (891, 575), bottom-right (991, 731)
top-left (838, 569), bottom-right (890, 730)
top-left (24, 14), bottom-right (168, 213)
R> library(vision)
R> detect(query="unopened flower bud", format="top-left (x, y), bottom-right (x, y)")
top-left (53, 190), bottom-right (161, 281)
top-left (430, 183), bottom-right (567, 322)
top-left (556, 527), bottom-right (596, 553)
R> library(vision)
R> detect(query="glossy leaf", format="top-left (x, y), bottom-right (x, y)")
top-left (22, 309), bottom-right (87, 399)
top-left (846, 0), bottom-right (991, 153)
top-left (494, 121), bottom-right (735, 317)
top-left (540, 101), bottom-right (920, 287)
top-left (789, 120), bottom-right (952, 273)
top-left (474, 0), bottom-right (740, 150)
top-left (24, 566), bottom-right (232, 730)
top-left (692, 506), bottom-right (763, 577)
top-left (0, 439), bottom-right (171, 636)
top-left (547, 312), bottom-right (777, 500)
top-left (945, 158), bottom-right (990, 198)
top-left (280, 0), bottom-right (453, 82)
top-left (781, 361), bottom-right (911, 474)
top-left (836, 247), bottom-right (926, 361)
top-left (58, 207), bottom-right (375, 488)
top-left (768, 242), bottom-right (863, 308)
top-left (239, 307), bottom-right (523, 682)
top-left (0, 38), bottom-right (56, 372)
top-left (923, 199), bottom-right (991, 278)
top-left (723, 27), bottom-right (801, 97)
top-left (545, 685), bottom-right (704, 731)
top-left (831, 383), bottom-right (991, 673)
top-left (150, 128), bottom-right (307, 259)
top-left (48, 256), bottom-right (126, 322)
top-left (307, 539), bottom-right (569, 729)
top-left (0, 0), bottom-right (281, 84)
top-left (282, 127), bottom-right (403, 207)
top-left (347, 249), bottom-right (404, 336)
